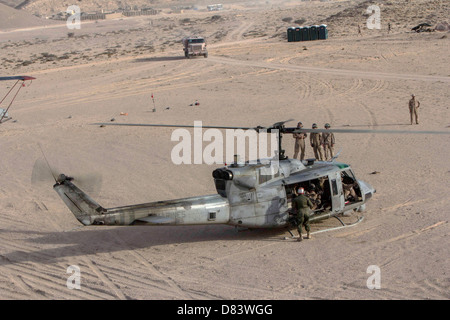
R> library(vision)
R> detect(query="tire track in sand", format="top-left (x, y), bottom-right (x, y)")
top-left (226, 21), bottom-right (255, 42)
top-left (208, 56), bottom-right (450, 82)
top-left (82, 257), bottom-right (127, 300)
top-left (110, 232), bottom-right (195, 299)
top-left (0, 201), bottom-right (130, 299)
top-left (299, 75), bottom-right (379, 157)
top-left (0, 229), bottom-right (117, 299)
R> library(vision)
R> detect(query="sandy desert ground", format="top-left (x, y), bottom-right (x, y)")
top-left (0, 0), bottom-right (449, 300)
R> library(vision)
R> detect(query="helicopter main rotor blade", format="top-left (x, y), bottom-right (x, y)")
top-left (270, 119), bottom-right (294, 128)
top-left (93, 123), bottom-right (256, 130)
top-left (93, 122), bottom-right (450, 135)
top-left (288, 128), bottom-right (450, 135)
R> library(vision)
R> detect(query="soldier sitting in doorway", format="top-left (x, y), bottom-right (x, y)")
top-left (306, 183), bottom-right (321, 210)
top-left (341, 173), bottom-right (359, 203)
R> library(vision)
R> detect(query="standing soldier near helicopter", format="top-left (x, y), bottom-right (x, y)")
top-left (310, 123), bottom-right (324, 161)
top-left (409, 94), bottom-right (420, 125)
top-left (292, 187), bottom-right (313, 241)
top-left (321, 123), bottom-right (335, 161)
top-left (293, 122), bottom-right (307, 161)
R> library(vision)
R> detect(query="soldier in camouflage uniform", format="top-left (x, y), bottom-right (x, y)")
top-left (306, 183), bottom-right (321, 210)
top-left (409, 94), bottom-right (420, 125)
top-left (309, 123), bottom-right (324, 161)
top-left (321, 123), bottom-right (335, 161)
top-left (293, 122), bottom-right (307, 161)
top-left (292, 187), bottom-right (313, 241)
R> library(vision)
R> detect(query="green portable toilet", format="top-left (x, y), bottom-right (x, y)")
top-left (301, 26), bottom-right (310, 41)
top-left (294, 27), bottom-right (302, 41)
top-left (310, 25), bottom-right (319, 40)
top-left (287, 27), bottom-right (295, 42)
top-left (318, 24), bottom-right (328, 40)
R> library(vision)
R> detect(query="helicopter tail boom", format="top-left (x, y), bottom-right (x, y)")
top-left (54, 175), bottom-right (231, 226)
top-left (53, 177), bottom-right (106, 225)
top-left (105, 194), bottom-right (230, 226)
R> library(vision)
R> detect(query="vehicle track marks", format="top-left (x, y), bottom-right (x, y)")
top-left (111, 232), bottom-right (195, 299)
top-left (82, 257), bottom-right (127, 300)
top-left (227, 21), bottom-right (255, 42)
top-left (384, 221), bottom-right (447, 244)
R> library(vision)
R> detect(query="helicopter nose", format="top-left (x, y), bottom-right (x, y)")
top-left (357, 180), bottom-right (376, 201)
top-left (368, 186), bottom-right (376, 199)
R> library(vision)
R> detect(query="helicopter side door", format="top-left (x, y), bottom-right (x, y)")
top-left (255, 181), bottom-right (288, 227)
top-left (330, 171), bottom-right (344, 214)
top-left (340, 168), bottom-right (364, 209)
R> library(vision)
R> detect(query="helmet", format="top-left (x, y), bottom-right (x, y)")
top-left (325, 123), bottom-right (330, 128)
top-left (297, 187), bottom-right (305, 194)
top-left (297, 121), bottom-right (303, 127)
top-left (312, 123), bottom-right (317, 128)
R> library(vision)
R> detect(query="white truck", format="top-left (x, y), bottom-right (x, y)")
top-left (182, 37), bottom-right (208, 58)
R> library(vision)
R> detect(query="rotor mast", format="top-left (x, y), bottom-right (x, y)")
top-left (265, 122), bottom-right (287, 161)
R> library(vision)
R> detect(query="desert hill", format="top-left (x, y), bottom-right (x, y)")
top-left (4, 0), bottom-right (448, 36)
top-left (3, 0), bottom-right (259, 16)
top-left (0, 2), bottom-right (59, 30)
top-left (324, 0), bottom-right (450, 36)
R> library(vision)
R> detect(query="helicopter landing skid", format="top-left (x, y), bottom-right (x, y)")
top-left (0, 117), bottom-right (12, 124)
top-left (235, 226), bottom-right (253, 232)
top-left (283, 215), bottom-right (364, 240)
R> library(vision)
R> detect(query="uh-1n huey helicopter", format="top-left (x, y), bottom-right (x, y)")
top-left (50, 120), bottom-right (448, 234)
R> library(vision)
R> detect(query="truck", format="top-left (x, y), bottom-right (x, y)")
top-left (182, 37), bottom-right (208, 58)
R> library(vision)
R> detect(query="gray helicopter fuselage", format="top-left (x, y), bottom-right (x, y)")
top-left (212, 158), bottom-right (375, 228)
top-left (54, 157), bottom-right (375, 229)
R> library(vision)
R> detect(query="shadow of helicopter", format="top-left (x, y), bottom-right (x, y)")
top-left (133, 56), bottom-right (186, 63)
top-left (0, 225), bottom-right (291, 266)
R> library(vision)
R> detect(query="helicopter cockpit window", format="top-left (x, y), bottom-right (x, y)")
top-left (259, 173), bottom-right (271, 184)
top-left (331, 179), bottom-right (338, 195)
top-left (340, 169), bottom-right (362, 204)
top-left (341, 169), bottom-right (356, 184)
top-left (258, 167), bottom-right (280, 184)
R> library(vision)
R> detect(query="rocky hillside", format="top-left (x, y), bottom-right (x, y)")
top-left (324, 0), bottom-right (450, 36)
top-left (0, 2), bottom-right (59, 29)
top-left (0, 0), bottom-right (255, 16)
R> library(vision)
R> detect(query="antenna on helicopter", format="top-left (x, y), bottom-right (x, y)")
top-left (330, 149), bottom-right (342, 162)
top-left (37, 143), bottom-right (58, 184)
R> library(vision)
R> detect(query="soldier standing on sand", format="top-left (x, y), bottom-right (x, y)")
top-left (293, 122), bottom-right (307, 161)
top-left (310, 123), bottom-right (324, 161)
top-left (292, 187), bottom-right (313, 241)
top-left (409, 94), bottom-right (420, 125)
top-left (321, 123), bottom-right (335, 161)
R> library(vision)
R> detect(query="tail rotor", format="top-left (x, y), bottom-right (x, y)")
top-left (31, 158), bottom-right (102, 196)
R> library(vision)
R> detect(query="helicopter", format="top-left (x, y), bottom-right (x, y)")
top-left (0, 76), bottom-right (36, 124)
top-left (49, 119), bottom-right (391, 235)
top-left (49, 119), bottom-right (450, 233)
